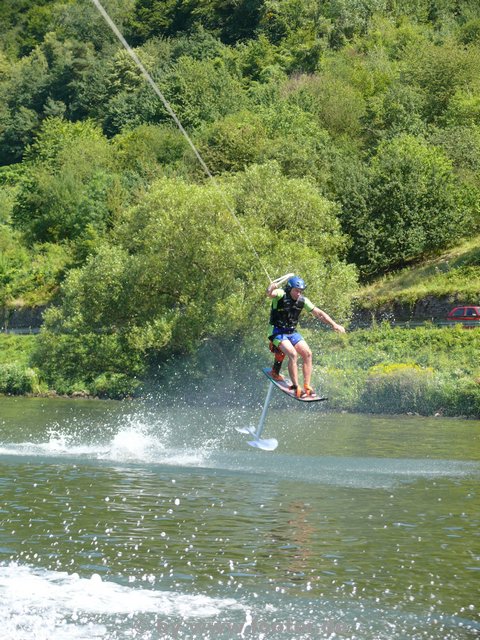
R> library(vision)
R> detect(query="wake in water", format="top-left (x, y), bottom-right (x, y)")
top-left (0, 562), bottom-right (246, 640)
top-left (2, 561), bottom-right (478, 640)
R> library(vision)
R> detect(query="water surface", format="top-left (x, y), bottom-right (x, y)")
top-left (0, 396), bottom-right (479, 639)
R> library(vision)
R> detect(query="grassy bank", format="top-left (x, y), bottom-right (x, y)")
top-left (356, 237), bottom-right (480, 310)
top-left (2, 327), bottom-right (480, 418)
top-left (306, 324), bottom-right (480, 418)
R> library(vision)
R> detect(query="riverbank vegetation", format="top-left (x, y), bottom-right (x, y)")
top-left (1, 1), bottom-right (480, 413)
top-left (181, 324), bottom-right (480, 417)
top-left (2, 326), bottom-right (479, 418)
top-left (311, 325), bottom-right (480, 417)
top-left (0, 334), bottom-right (39, 394)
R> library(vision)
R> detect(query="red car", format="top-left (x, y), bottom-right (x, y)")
top-left (447, 306), bottom-right (480, 323)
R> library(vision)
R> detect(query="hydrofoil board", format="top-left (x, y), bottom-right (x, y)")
top-left (262, 367), bottom-right (327, 402)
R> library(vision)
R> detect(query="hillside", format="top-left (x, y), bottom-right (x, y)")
top-left (354, 236), bottom-right (480, 322)
top-left (1, 1), bottom-right (480, 398)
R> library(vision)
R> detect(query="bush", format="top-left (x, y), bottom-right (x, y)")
top-left (318, 366), bottom-right (365, 411)
top-left (91, 372), bottom-right (140, 399)
top-left (435, 375), bottom-right (480, 418)
top-left (0, 363), bottom-right (36, 394)
top-left (303, 325), bottom-right (480, 417)
top-left (359, 362), bottom-right (436, 414)
top-left (31, 328), bottom-right (146, 396)
top-left (12, 118), bottom-right (121, 244)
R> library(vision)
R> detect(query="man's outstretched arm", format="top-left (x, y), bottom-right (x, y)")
top-left (312, 307), bottom-right (346, 333)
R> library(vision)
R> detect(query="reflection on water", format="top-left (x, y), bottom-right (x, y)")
top-left (0, 396), bottom-right (479, 639)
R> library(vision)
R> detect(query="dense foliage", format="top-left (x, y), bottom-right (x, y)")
top-left (1, 0), bottom-right (480, 396)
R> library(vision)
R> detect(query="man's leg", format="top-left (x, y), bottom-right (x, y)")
top-left (295, 340), bottom-right (313, 389)
top-left (269, 341), bottom-right (285, 377)
top-left (277, 340), bottom-right (299, 388)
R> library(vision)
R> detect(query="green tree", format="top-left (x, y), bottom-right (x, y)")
top-left (234, 35), bottom-right (281, 81)
top-left (443, 87), bottom-right (480, 127)
top-left (194, 101), bottom-right (336, 189)
top-left (195, 110), bottom-right (270, 174)
top-left (320, 0), bottom-right (388, 48)
top-left (429, 124), bottom-right (480, 232)
top-left (104, 53), bottom-right (246, 134)
top-left (429, 125), bottom-right (480, 177)
top-left (363, 83), bottom-right (427, 147)
top-left (0, 33), bottom-right (102, 162)
top-left (113, 123), bottom-right (189, 182)
top-left (17, 4), bottom-right (56, 55)
top-left (0, 0), bottom-right (55, 56)
top-left (34, 164), bottom-right (356, 391)
top-left (401, 36), bottom-right (480, 123)
top-left (54, 0), bottom-right (136, 51)
top-left (12, 118), bottom-right (120, 244)
top-left (327, 142), bottom-right (373, 258)
top-left (284, 72), bottom-right (367, 138)
top-left (227, 162), bottom-right (357, 319)
top-left (262, 103), bottom-right (334, 186)
top-left (0, 47), bottom-right (48, 162)
top-left (458, 18), bottom-right (480, 46)
top-left (349, 134), bottom-right (468, 275)
top-left (127, 0), bottom-right (263, 45)
top-left (161, 55), bottom-right (247, 129)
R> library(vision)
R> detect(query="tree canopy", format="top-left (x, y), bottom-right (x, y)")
top-left (1, 0), bottom-right (480, 394)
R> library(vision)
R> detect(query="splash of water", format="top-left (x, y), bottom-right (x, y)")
top-left (0, 409), bottom-right (212, 468)
top-left (0, 562), bottom-right (244, 640)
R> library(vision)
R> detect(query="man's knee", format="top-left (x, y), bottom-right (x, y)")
top-left (279, 342), bottom-right (297, 360)
top-left (287, 350), bottom-right (298, 363)
top-left (269, 341), bottom-right (285, 363)
top-left (297, 343), bottom-right (312, 360)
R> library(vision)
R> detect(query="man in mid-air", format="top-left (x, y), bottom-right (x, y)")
top-left (267, 275), bottom-right (345, 398)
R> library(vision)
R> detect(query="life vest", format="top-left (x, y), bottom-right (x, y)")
top-left (269, 290), bottom-right (305, 333)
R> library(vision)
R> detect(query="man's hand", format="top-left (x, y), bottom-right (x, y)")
top-left (266, 282), bottom-right (282, 298)
top-left (332, 323), bottom-right (346, 334)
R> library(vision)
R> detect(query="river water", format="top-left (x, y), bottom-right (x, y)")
top-left (0, 395), bottom-right (479, 640)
